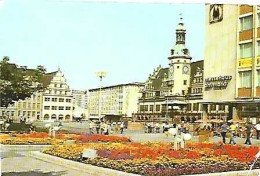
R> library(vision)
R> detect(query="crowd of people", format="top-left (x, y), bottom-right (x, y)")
top-left (219, 121), bottom-right (260, 145)
top-left (144, 122), bottom-right (190, 134)
top-left (89, 121), bottom-right (126, 135)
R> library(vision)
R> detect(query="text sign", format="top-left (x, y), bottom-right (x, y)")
top-left (205, 75), bottom-right (232, 90)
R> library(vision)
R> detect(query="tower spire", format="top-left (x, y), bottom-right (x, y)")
top-left (176, 13), bottom-right (186, 45)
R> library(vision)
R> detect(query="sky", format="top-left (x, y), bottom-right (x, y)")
top-left (0, 0), bottom-right (206, 90)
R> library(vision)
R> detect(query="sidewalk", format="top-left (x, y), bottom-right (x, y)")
top-left (29, 151), bottom-right (140, 176)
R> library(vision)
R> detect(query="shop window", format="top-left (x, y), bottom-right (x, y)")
top-left (240, 43), bottom-right (253, 58)
top-left (239, 71), bottom-right (252, 88)
top-left (240, 15), bottom-right (253, 31)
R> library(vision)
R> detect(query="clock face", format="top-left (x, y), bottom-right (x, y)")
top-left (209, 4), bottom-right (223, 24)
top-left (183, 66), bottom-right (189, 74)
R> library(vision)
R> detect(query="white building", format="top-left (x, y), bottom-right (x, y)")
top-left (88, 83), bottom-right (143, 119)
top-left (72, 90), bottom-right (88, 119)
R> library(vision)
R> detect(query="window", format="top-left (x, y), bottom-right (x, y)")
top-left (44, 97), bottom-right (50, 101)
top-left (258, 13), bottom-right (260, 27)
top-left (37, 103), bottom-right (40, 109)
top-left (59, 106), bottom-right (64, 110)
top-left (182, 90), bottom-right (185, 95)
top-left (52, 106), bottom-right (57, 110)
top-left (140, 105), bottom-right (144, 111)
top-left (240, 15), bottom-right (253, 31)
top-left (59, 98), bottom-right (64, 102)
top-left (210, 105), bottom-right (216, 111)
top-left (144, 105), bottom-right (148, 111)
top-left (193, 103), bottom-right (199, 111)
top-left (183, 80), bottom-right (187, 85)
top-left (240, 43), bottom-right (253, 58)
top-left (32, 103), bottom-right (36, 109)
top-left (52, 98), bottom-right (57, 102)
top-left (219, 105), bottom-right (225, 111)
top-left (239, 71), bottom-right (252, 88)
top-left (177, 66), bottom-right (180, 69)
top-left (187, 103), bottom-right (191, 111)
top-left (258, 41), bottom-right (260, 56)
top-left (150, 105), bottom-right (154, 112)
top-left (156, 105), bottom-right (160, 111)
top-left (66, 107), bottom-right (71, 110)
top-left (44, 106), bottom-right (50, 110)
top-left (258, 70), bottom-right (260, 86)
top-left (66, 99), bottom-right (71, 103)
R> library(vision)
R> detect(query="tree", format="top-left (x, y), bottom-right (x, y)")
top-left (0, 57), bottom-right (45, 107)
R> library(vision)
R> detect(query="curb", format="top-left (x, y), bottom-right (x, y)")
top-left (184, 169), bottom-right (260, 176)
top-left (30, 151), bottom-right (140, 176)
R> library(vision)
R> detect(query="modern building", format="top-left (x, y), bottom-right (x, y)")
top-left (133, 17), bottom-right (205, 123)
top-left (88, 83), bottom-right (143, 119)
top-left (72, 90), bottom-right (88, 119)
top-left (203, 4), bottom-right (260, 122)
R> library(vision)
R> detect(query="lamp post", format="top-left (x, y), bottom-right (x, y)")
top-left (95, 71), bottom-right (107, 121)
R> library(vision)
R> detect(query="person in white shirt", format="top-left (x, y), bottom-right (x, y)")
top-left (120, 122), bottom-right (124, 134)
top-left (255, 122), bottom-right (260, 140)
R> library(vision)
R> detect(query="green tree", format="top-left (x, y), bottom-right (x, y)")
top-left (0, 57), bottom-right (45, 107)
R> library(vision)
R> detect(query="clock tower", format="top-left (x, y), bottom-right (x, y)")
top-left (168, 15), bottom-right (192, 96)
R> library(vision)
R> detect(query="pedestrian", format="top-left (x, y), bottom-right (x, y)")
top-left (229, 122), bottom-right (236, 145)
top-left (244, 122), bottom-right (253, 145)
top-left (221, 122), bottom-right (229, 143)
top-left (96, 121), bottom-right (100, 134)
top-left (104, 122), bottom-right (109, 135)
top-left (89, 121), bottom-right (94, 134)
top-left (120, 122), bottom-right (124, 134)
top-left (155, 122), bottom-right (160, 133)
top-left (162, 122), bottom-right (166, 133)
top-left (255, 121), bottom-right (260, 140)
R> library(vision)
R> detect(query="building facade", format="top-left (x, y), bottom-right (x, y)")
top-left (203, 4), bottom-right (260, 122)
top-left (88, 83), bottom-right (143, 119)
top-left (72, 90), bottom-right (88, 119)
top-left (3, 69), bottom-right (74, 121)
top-left (133, 17), bottom-right (205, 123)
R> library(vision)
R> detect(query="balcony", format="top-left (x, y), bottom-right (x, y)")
top-left (239, 30), bottom-right (253, 41)
top-left (256, 87), bottom-right (260, 97)
top-left (238, 88), bottom-right (252, 98)
top-left (239, 5), bottom-right (253, 15)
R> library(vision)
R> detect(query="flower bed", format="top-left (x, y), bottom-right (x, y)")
top-left (0, 132), bottom-right (131, 145)
top-left (42, 142), bottom-right (260, 175)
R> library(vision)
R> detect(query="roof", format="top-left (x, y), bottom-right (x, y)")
top-left (151, 68), bottom-right (168, 90)
top-left (42, 71), bottom-right (57, 88)
top-left (190, 60), bottom-right (204, 80)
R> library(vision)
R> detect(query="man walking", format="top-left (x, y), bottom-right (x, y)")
top-left (244, 121), bottom-right (252, 145)
top-left (221, 122), bottom-right (229, 144)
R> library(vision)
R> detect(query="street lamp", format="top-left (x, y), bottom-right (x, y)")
top-left (95, 71), bottom-right (107, 121)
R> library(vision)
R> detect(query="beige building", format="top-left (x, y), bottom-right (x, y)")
top-left (4, 69), bottom-right (74, 121)
top-left (203, 4), bottom-right (260, 122)
top-left (72, 90), bottom-right (88, 119)
top-left (88, 83), bottom-right (143, 119)
top-left (133, 18), bottom-right (204, 123)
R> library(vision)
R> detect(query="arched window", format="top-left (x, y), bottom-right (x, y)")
top-left (59, 114), bottom-right (64, 120)
top-left (65, 114), bottom-right (70, 120)
top-left (44, 114), bottom-right (49, 120)
top-left (51, 114), bottom-right (56, 119)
